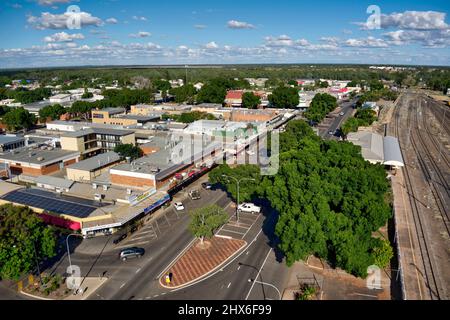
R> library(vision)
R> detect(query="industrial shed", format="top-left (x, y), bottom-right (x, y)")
top-left (66, 151), bottom-right (121, 182)
top-left (347, 132), bottom-right (404, 168)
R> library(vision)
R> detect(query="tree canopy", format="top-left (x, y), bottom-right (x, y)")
top-left (38, 104), bottom-right (67, 122)
top-left (0, 204), bottom-right (57, 280)
top-left (210, 119), bottom-right (393, 277)
top-left (304, 93), bottom-right (338, 123)
top-left (189, 205), bottom-right (228, 244)
top-left (169, 84), bottom-right (197, 104)
top-left (114, 144), bottom-right (143, 161)
top-left (2, 107), bottom-right (36, 132)
top-left (268, 86), bottom-right (299, 108)
top-left (242, 92), bottom-right (261, 109)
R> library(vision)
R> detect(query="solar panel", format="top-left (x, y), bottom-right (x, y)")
top-left (1, 188), bottom-right (102, 218)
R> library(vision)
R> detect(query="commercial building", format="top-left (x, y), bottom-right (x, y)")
top-left (66, 151), bottom-right (121, 182)
top-left (0, 135), bottom-right (26, 152)
top-left (130, 104), bottom-right (191, 116)
top-left (0, 147), bottom-right (80, 176)
top-left (49, 94), bottom-right (72, 104)
top-left (225, 90), bottom-right (244, 107)
top-left (92, 107), bottom-right (160, 126)
top-left (61, 128), bottom-right (135, 158)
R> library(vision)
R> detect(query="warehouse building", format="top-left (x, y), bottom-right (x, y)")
top-left (66, 151), bottom-right (121, 182)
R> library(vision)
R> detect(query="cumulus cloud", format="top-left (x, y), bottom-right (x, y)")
top-left (205, 41), bottom-right (219, 49)
top-left (129, 31), bottom-right (151, 38)
top-left (357, 11), bottom-right (449, 30)
top-left (132, 16), bottom-right (148, 21)
top-left (265, 35), bottom-right (294, 47)
top-left (27, 11), bottom-right (103, 30)
top-left (227, 20), bottom-right (255, 29)
top-left (345, 36), bottom-right (388, 48)
top-left (384, 29), bottom-right (450, 47)
top-left (36, 0), bottom-right (78, 6)
top-left (43, 31), bottom-right (85, 42)
top-left (106, 18), bottom-right (118, 24)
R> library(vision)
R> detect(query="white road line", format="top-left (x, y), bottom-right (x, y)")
top-left (219, 228), bottom-right (246, 235)
top-left (227, 282), bottom-right (231, 289)
top-left (153, 295), bottom-right (159, 298)
top-left (245, 248), bottom-right (272, 300)
top-left (120, 283), bottom-right (126, 289)
top-left (130, 235), bottom-right (153, 241)
top-left (116, 241), bottom-right (150, 249)
top-left (237, 266), bottom-right (241, 270)
top-left (353, 293), bottom-right (378, 298)
top-left (242, 213), bottom-right (262, 239)
top-left (161, 292), bottom-right (166, 295)
top-left (135, 268), bottom-right (141, 274)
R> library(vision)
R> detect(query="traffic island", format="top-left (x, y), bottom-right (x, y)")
top-left (160, 236), bottom-right (246, 289)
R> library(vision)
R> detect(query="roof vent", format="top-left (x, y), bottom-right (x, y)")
top-left (37, 157), bottom-right (44, 161)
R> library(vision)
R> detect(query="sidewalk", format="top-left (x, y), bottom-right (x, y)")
top-left (159, 236), bottom-right (246, 289)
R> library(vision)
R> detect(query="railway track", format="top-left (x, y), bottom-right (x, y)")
top-left (392, 93), bottom-right (446, 300)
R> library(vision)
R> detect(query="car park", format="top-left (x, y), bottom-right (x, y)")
top-left (119, 247), bottom-right (145, 261)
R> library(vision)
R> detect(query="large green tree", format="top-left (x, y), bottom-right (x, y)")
top-left (196, 83), bottom-right (227, 104)
top-left (114, 144), bottom-right (143, 161)
top-left (242, 92), bottom-right (261, 109)
top-left (268, 86), bottom-right (299, 108)
top-left (2, 107), bottom-right (36, 131)
top-left (39, 104), bottom-right (67, 122)
top-left (0, 204), bottom-right (57, 280)
top-left (189, 205), bottom-right (228, 244)
top-left (304, 93), bottom-right (338, 123)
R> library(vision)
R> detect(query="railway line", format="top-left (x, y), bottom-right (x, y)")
top-left (391, 92), bottom-right (449, 300)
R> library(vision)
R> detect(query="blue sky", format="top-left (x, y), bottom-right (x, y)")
top-left (0, 0), bottom-right (449, 68)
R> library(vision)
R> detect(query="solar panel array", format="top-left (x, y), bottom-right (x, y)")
top-left (1, 188), bottom-right (100, 218)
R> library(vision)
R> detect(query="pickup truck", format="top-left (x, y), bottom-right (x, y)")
top-left (237, 203), bottom-right (261, 214)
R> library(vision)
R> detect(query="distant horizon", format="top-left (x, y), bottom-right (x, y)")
top-left (1, 62), bottom-right (449, 73)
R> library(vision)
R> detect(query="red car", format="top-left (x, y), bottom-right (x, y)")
top-left (175, 173), bottom-right (183, 180)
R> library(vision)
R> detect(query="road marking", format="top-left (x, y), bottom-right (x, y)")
top-left (161, 292), bottom-right (166, 295)
top-left (227, 282), bottom-right (231, 289)
top-left (246, 251), bottom-right (249, 255)
top-left (237, 266), bottom-right (241, 270)
top-left (245, 248), bottom-right (272, 300)
top-left (146, 296), bottom-right (151, 299)
top-left (219, 228), bottom-right (246, 235)
top-left (116, 241), bottom-right (150, 249)
top-left (135, 268), bottom-right (141, 274)
top-left (120, 283), bottom-right (126, 289)
top-left (242, 213), bottom-right (262, 239)
top-left (153, 294), bottom-right (159, 298)
top-left (353, 293), bottom-right (378, 298)
top-left (130, 235), bottom-right (153, 241)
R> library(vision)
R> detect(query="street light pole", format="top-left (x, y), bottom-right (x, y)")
top-left (66, 233), bottom-right (83, 274)
top-left (222, 175), bottom-right (255, 222)
top-left (248, 279), bottom-right (282, 300)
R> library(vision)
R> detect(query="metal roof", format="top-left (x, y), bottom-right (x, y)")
top-left (67, 151), bottom-right (121, 172)
top-left (0, 135), bottom-right (25, 146)
top-left (383, 136), bottom-right (404, 167)
top-left (62, 127), bottom-right (134, 138)
top-left (36, 176), bottom-right (74, 189)
top-left (0, 147), bottom-right (80, 166)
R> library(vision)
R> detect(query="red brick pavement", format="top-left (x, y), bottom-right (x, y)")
top-left (160, 236), bottom-right (246, 288)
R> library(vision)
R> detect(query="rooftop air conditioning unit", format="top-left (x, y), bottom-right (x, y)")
top-left (127, 189), bottom-right (132, 195)
top-left (103, 185), bottom-right (108, 191)
top-left (37, 157), bottom-right (44, 161)
top-left (92, 183), bottom-right (97, 189)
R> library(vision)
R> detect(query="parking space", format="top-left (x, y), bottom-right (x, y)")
top-left (216, 211), bottom-right (261, 239)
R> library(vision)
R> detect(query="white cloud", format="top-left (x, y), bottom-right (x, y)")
top-left (384, 29), bottom-right (450, 47)
top-left (36, 0), bottom-right (78, 6)
top-left (194, 24), bottom-right (207, 29)
top-left (357, 11), bottom-right (449, 30)
top-left (129, 31), bottom-right (151, 38)
top-left (132, 16), bottom-right (148, 21)
top-left (265, 35), bottom-right (294, 47)
top-left (205, 41), bottom-right (219, 49)
top-left (43, 32), bottom-right (85, 42)
top-left (227, 20), bottom-right (255, 29)
top-left (106, 18), bottom-right (118, 24)
top-left (345, 37), bottom-right (388, 48)
top-left (28, 11), bottom-right (103, 30)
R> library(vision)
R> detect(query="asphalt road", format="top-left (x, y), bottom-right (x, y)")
top-left (320, 99), bottom-right (357, 139)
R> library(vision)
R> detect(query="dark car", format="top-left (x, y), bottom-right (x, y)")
top-left (189, 190), bottom-right (201, 200)
top-left (119, 247), bottom-right (145, 261)
top-left (201, 182), bottom-right (212, 190)
top-left (113, 233), bottom-right (127, 244)
top-left (130, 226), bottom-right (138, 233)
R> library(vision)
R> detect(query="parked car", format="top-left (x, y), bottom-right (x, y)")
top-left (130, 225), bottom-right (138, 233)
top-left (237, 203), bottom-right (261, 214)
top-left (173, 202), bottom-right (185, 211)
top-left (113, 233), bottom-right (127, 244)
top-left (201, 182), bottom-right (212, 190)
top-left (189, 190), bottom-right (201, 200)
top-left (339, 112), bottom-right (345, 116)
top-left (328, 130), bottom-right (335, 135)
top-left (119, 247), bottom-right (145, 261)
